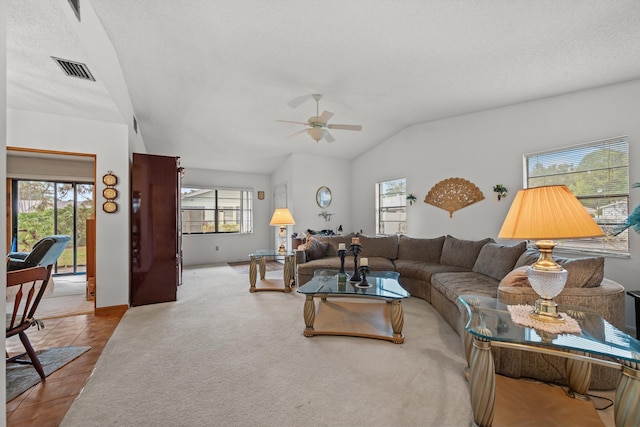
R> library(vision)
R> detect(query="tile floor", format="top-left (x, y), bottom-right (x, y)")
top-left (5, 307), bottom-right (126, 427)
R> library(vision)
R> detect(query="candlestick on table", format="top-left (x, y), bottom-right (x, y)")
top-left (349, 243), bottom-right (362, 281)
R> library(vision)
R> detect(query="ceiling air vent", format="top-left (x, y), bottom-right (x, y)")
top-left (67, 0), bottom-right (80, 21)
top-left (52, 57), bottom-right (95, 81)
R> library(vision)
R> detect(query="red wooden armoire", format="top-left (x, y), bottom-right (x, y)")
top-left (130, 153), bottom-right (182, 306)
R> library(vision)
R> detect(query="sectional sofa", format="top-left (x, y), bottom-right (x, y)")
top-left (295, 233), bottom-right (626, 389)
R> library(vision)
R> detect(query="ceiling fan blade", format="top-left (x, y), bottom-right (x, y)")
top-left (327, 124), bottom-right (362, 131)
top-left (319, 110), bottom-right (334, 124)
top-left (323, 131), bottom-right (336, 143)
top-left (276, 119), bottom-right (308, 126)
top-left (286, 129), bottom-right (308, 138)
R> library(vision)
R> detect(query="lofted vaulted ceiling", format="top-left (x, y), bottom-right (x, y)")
top-left (7, 1), bottom-right (640, 174)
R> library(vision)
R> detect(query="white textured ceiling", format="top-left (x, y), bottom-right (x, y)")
top-left (7, 1), bottom-right (640, 174)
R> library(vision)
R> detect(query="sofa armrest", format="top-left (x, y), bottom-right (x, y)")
top-left (295, 249), bottom-right (307, 265)
top-left (7, 258), bottom-right (35, 271)
top-left (7, 252), bottom-right (29, 261)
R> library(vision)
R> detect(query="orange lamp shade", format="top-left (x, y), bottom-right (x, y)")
top-left (498, 185), bottom-right (604, 240)
top-left (269, 208), bottom-right (296, 226)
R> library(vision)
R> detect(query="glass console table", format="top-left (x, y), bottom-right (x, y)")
top-left (248, 250), bottom-right (295, 293)
top-left (458, 294), bottom-right (640, 427)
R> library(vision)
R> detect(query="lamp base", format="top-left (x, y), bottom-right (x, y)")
top-left (529, 298), bottom-right (565, 323)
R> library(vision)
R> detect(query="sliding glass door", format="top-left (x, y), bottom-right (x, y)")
top-left (11, 180), bottom-right (94, 275)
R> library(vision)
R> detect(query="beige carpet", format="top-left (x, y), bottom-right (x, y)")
top-left (60, 264), bottom-right (614, 427)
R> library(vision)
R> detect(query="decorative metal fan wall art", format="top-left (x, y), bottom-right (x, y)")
top-left (424, 178), bottom-right (485, 218)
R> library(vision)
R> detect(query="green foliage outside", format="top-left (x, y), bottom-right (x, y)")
top-left (528, 148), bottom-right (629, 211)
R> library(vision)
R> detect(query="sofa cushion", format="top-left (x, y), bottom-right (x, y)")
top-left (555, 255), bottom-right (604, 288)
top-left (431, 271), bottom-right (500, 303)
top-left (310, 234), bottom-right (356, 256)
top-left (358, 234), bottom-right (399, 260)
top-left (472, 241), bottom-right (527, 281)
top-left (440, 236), bottom-right (494, 269)
top-left (499, 266), bottom-right (530, 287)
top-left (394, 259), bottom-right (469, 283)
top-left (300, 238), bottom-right (328, 261)
top-left (397, 235), bottom-right (445, 263)
top-left (514, 248), bottom-right (539, 268)
top-left (513, 248), bottom-right (604, 288)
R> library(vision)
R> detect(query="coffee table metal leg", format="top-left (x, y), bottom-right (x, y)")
top-left (615, 362), bottom-right (640, 427)
top-left (390, 299), bottom-right (404, 344)
top-left (249, 256), bottom-right (258, 292)
top-left (303, 295), bottom-right (316, 336)
top-left (566, 351), bottom-right (592, 400)
top-left (469, 336), bottom-right (495, 427)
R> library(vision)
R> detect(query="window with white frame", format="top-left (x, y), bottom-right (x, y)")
top-left (525, 136), bottom-right (629, 255)
top-left (376, 178), bottom-right (406, 234)
top-left (181, 187), bottom-right (253, 234)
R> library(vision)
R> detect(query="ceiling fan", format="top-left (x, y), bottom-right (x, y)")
top-left (277, 94), bottom-right (362, 143)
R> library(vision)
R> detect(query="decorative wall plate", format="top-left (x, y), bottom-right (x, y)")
top-left (103, 187), bottom-right (118, 200)
top-left (102, 172), bottom-right (118, 186)
top-left (103, 201), bottom-right (118, 213)
top-left (424, 177), bottom-right (485, 218)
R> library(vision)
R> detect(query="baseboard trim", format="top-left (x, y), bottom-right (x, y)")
top-left (95, 304), bottom-right (128, 316)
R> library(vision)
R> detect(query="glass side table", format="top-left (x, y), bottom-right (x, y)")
top-left (458, 294), bottom-right (640, 427)
top-left (248, 250), bottom-right (295, 293)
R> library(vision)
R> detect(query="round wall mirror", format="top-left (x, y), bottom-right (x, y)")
top-left (316, 186), bottom-right (332, 208)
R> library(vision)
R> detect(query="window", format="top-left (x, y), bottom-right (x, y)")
top-left (12, 179), bottom-right (94, 275)
top-left (376, 178), bottom-right (406, 234)
top-left (525, 136), bottom-right (629, 255)
top-left (181, 187), bottom-right (253, 234)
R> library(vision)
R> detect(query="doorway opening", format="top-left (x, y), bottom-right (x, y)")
top-left (6, 148), bottom-right (96, 318)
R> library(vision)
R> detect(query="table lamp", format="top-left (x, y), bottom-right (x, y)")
top-left (498, 185), bottom-right (604, 322)
top-left (270, 208), bottom-right (296, 254)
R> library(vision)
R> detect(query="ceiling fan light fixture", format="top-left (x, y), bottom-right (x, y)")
top-left (307, 127), bottom-right (324, 142)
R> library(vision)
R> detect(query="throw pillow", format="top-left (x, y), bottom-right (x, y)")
top-left (440, 236), bottom-right (494, 269)
top-left (499, 266), bottom-right (531, 287)
top-left (555, 255), bottom-right (604, 288)
top-left (511, 249), bottom-right (604, 288)
top-left (304, 238), bottom-right (329, 261)
top-left (514, 248), bottom-right (540, 268)
top-left (472, 241), bottom-right (527, 281)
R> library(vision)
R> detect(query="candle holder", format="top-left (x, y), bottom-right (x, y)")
top-left (356, 265), bottom-right (372, 288)
top-left (349, 244), bottom-right (362, 282)
top-left (337, 249), bottom-right (348, 275)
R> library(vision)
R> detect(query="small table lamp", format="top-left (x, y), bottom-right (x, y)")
top-left (270, 208), bottom-right (296, 254)
top-left (498, 185), bottom-right (604, 322)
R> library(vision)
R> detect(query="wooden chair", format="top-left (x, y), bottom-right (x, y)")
top-left (6, 265), bottom-right (53, 379)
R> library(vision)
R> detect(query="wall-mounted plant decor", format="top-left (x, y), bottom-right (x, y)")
top-left (493, 184), bottom-right (508, 201)
top-left (424, 177), bottom-right (485, 218)
top-left (406, 193), bottom-right (417, 206)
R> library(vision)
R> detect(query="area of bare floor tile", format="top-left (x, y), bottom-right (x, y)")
top-left (5, 308), bottom-right (126, 427)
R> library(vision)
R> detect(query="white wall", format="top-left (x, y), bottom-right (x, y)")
top-left (7, 109), bottom-right (130, 308)
top-left (181, 167), bottom-right (272, 265)
top-left (351, 79), bottom-right (640, 330)
top-left (289, 153), bottom-right (352, 236)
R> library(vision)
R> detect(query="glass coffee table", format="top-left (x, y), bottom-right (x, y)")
top-left (459, 294), bottom-right (640, 427)
top-left (296, 270), bottom-right (409, 344)
top-left (248, 250), bottom-right (295, 293)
